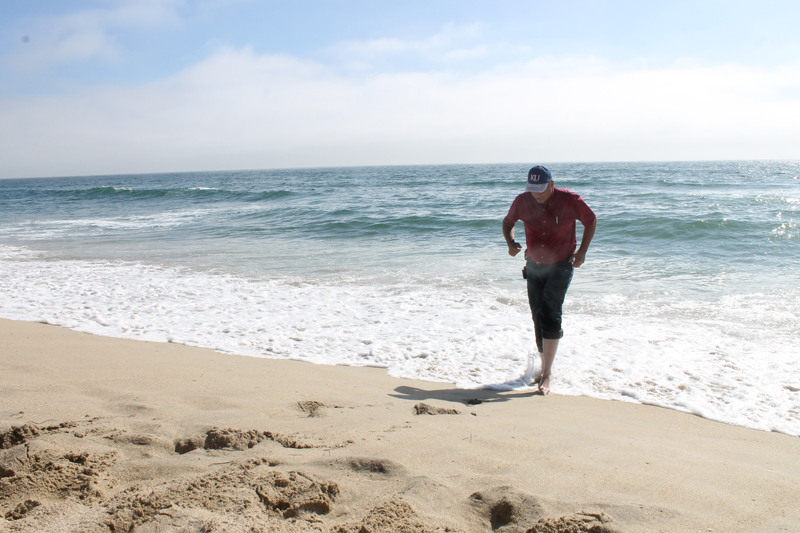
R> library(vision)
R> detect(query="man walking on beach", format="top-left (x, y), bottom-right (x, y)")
top-left (503, 166), bottom-right (597, 394)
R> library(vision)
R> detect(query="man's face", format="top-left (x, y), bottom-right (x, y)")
top-left (531, 181), bottom-right (554, 204)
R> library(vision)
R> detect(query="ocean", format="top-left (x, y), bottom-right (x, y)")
top-left (1, 161), bottom-right (798, 436)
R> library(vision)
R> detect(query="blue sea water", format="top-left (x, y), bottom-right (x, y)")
top-left (1, 161), bottom-right (798, 435)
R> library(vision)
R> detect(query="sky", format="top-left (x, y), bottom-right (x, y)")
top-left (1, 0), bottom-right (800, 179)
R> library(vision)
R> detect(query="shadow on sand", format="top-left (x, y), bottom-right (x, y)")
top-left (390, 385), bottom-right (544, 406)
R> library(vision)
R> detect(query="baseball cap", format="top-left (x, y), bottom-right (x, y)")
top-left (526, 165), bottom-right (552, 193)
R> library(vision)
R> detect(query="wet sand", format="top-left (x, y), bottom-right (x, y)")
top-left (1, 318), bottom-right (798, 532)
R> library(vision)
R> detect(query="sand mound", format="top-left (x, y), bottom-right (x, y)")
top-left (413, 403), bottom-right (460, 415)
top-left (0, 465), bottom-right (14, 479)
top-left (175, 428), bottom-right (320, 455)
top-left (203, 428), bottom-right (272, 451)
top-left (174, 428), bottom-right (271, 453)
top-left (0, 420), bottom-right (625, 533)
top-left (298, 401), bottom-right (325, 417)
top-left (0, 421), bottom-right (342, 532)
top-left (525, 511), bottom-right (619, 533)
top-left (256, 470), bottom-right (340, 518)
top-left (0, 424), bottom-right (41, 450)
top-left (0, 422), bottom-right (81, 450)
top-left (4, 499), bottom-right (41, 521)
top-left (104, 458), bottom-right (338, 532)
top-left (0, 444), bottom-right (119, 511)
top-left (333, 498), bottom-right (447, 533)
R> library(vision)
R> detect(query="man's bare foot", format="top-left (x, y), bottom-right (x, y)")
top-left (538, 374), bottom-right (551, 395)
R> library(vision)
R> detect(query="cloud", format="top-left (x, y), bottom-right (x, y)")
top-left (4, 0), bottom-right (183, 73)
top-left (328, 22), bottom-right (483, 57)
top-left (1, 46), bottom-right (800, 178)
top-left (322, 23), bottom-right (522, 73)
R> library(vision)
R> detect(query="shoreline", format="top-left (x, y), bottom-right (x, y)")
top-left (7, 314), bottom-right (793, 438)
top-left (1, 318), bottom-right (798, 532)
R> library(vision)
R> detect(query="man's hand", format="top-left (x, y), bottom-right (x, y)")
top-left (508, 241), bottom-right (522, 257)
top-left (571, 218), bottom-right (596, 268)
top-left (570, 250), bottom-right (586, 267)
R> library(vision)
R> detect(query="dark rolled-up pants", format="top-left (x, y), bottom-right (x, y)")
top-left (525, 256), bottom-right (574, 353)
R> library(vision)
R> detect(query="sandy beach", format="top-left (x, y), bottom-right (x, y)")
top-left (1, 318), bottom-right (798, 532)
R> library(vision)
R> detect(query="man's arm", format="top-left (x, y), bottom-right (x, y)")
top-left (503, 220), bottom-right (522, 257)
top-left (570, 217), bottom-right (597, 268)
